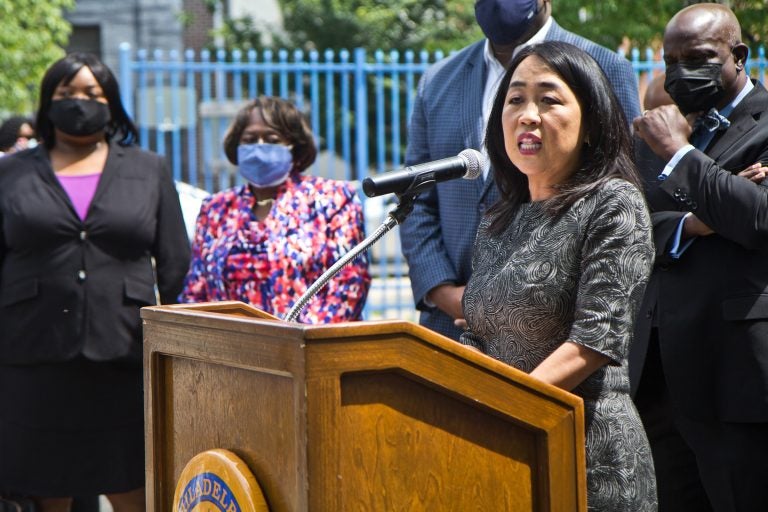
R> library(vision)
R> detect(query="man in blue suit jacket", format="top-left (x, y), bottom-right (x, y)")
top-left (400, 0), bottom-right (641, 341)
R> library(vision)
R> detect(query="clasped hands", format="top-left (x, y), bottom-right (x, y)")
top-left (633, 105), bottom-right (767, 239)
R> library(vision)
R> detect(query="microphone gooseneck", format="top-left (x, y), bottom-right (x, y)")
top-left (284, 212), bottom-right (399, 323)
top-left (285, 149), bottom-right (484, 323)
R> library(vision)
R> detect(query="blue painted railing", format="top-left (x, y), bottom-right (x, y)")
top-left (118, 43), bottom-right (768, 321)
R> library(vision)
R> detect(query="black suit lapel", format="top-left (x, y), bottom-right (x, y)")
top-left (707, 82), bottom-right (767, 162)
top-left (30, 146), bottom-right (81, 221)
top-left (91, 142), bottom-right (124, 208)
top-left (707, 111), bottom-right (758, 162)
top-left (33, 141), bottom-right (127, 224)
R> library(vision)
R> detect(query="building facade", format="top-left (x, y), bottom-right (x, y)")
top-left (65, 0), bottom-right (184, 72)
top-left (65, 0), bottom-right (282, 72)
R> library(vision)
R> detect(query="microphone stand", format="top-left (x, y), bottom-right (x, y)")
top-left (283, 193), bottom-right (417, 323)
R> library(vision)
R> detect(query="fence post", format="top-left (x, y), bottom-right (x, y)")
top-left (119, 43), bottom-right (134, 119)
top-left (154, 48), bottom-right (166, 157)
top-left (354, 47), bottom-right (369, 181)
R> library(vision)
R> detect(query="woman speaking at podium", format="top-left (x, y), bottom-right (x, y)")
top-left (179, 96), bottom-right (371, 323)
top-left (460, 42), bottom-right (657, 510)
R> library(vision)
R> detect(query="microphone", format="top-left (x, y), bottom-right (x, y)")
top-left (362, 148), bottom-right (485, 197)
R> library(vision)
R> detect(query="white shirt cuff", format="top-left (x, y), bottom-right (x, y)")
top-left (669, 212), bottom-right (696, 259)
top-left (658, 145), bottom-right (695, 181)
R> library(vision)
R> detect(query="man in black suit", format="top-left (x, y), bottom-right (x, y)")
top-left (631, 4), bottom-right (768, 511)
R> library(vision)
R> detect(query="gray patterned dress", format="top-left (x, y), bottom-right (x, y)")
top-left (461, 179), bottom-right (657, 511)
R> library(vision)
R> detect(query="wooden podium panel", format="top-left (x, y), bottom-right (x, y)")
top-left (142, 302), bottom-right (586, 511)
top-left (333, 371), bottom-right (537, 509)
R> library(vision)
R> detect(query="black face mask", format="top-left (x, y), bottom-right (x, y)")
top-left (664, 62), bottom-right (726, 115)
top-left (48, 98), bottom-right (110, 137)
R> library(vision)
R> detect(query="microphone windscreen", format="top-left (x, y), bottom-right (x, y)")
top-left (459, 149), bottom-right (485, 180)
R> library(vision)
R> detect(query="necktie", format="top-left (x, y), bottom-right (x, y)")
top-left (690, 108), bottom-right (731, 150)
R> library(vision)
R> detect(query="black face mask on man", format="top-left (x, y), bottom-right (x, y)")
top-left (48, 98), bottom-right (111, 137)
top-left (664, 62), bottom-right (726, 115)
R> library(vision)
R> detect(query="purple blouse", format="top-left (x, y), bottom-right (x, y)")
top-left (56, 172), bottom-right (101, 221)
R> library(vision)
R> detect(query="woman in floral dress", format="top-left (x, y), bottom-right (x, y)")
top-left (179, 96), bottom-right (370, 323)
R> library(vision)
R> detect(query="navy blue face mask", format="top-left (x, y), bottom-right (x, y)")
top-left (475, 0), bottom-right (540, 45)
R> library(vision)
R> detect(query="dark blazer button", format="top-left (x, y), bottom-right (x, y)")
top-left (645, 309), bottom-right (653, 319)
top-left (76, 270), bottom-right (87, 282)
top-left (659, 263), bottom-right (670, 271)
top-left (479, 202), bottom-right (486, 213)
top-left (690, 201), bottom-right (698, 210)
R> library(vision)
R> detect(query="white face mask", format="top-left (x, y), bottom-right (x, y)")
top-left (7, 137), bottom-right (37, 153)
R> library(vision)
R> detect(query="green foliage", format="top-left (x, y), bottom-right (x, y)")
top-left (556, 0), bottom-right (676, 50)
top-left (210, 15), bottom-right (271, 51)
top-left (0, 0), bottom-right (73, 115)
top-left (205, 0), bottom-right (480, 53)
top-left (278, 0), bottom-right (481, 52)
top-left (555, 1), bottom-right (768, 51)
top-left (729, 0), bottom-right (768, 45)
top-left (204, 1), bottom-right (768, 56)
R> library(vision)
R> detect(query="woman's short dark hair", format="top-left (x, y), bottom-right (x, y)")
top-left (485, 41), bottom-right (641, 235)
top-left (223, 96), bottom-right (317, 173)
top-left (36, 52), bottom-right (138, 149)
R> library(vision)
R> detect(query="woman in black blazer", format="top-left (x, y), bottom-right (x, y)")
top-left (0, 54), bottom-right (190, 511)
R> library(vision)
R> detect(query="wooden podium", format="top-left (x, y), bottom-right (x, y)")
top-left (141, 301), bottom-right (586, 511)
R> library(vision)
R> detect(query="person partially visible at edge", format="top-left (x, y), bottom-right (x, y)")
top-left (0, 53), bottom-right (191, 511)
top-left (643, 73), bottom-right (674, 112)
top-left (461, 41), bottom-right (656, 511)
top-left (399, 0), bottom-right (642, 342)
top-left (0, 115), bottom-right (37, 156)
top-left (178, 96), bottom-right (371, 323)
top-left (630, 3), bottom-right (768, 511)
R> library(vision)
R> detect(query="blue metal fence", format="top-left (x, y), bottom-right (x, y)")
top-left (118, 43), bottom-right (768, 320)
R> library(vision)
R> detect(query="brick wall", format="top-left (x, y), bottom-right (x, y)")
top-left (183, 0), bottom-right (214, 53)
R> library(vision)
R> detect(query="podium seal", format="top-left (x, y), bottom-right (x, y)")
top-left (173, 449), bottom-right (269, 512)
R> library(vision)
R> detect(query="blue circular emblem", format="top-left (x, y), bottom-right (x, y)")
top-left (177, 472), bottom-right (241, 512)
top-left (173, 449), bottom-right (269, 512)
